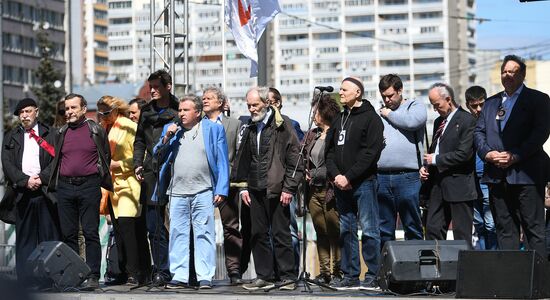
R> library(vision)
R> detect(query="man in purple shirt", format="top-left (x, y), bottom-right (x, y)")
top-left (48, 93), bottom-right (112, 290)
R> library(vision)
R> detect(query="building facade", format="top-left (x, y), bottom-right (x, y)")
top-left (2, 0), bottom-right (66, 108)
top-left (71, 0), bottom-right (109, 86)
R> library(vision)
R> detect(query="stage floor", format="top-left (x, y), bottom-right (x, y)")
top-left (31, 279), bottom-right (457, 300)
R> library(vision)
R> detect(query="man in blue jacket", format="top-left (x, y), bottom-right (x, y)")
top-left (154, 95), bottom-right (229, 289)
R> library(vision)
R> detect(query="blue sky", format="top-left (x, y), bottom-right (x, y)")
top-left (476, 0), bottom-right (550, 58)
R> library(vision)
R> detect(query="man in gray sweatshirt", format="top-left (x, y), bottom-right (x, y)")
top-left (377, 74), bottom-right (427, 249)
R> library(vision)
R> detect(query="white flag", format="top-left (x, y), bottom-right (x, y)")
top-left (225, 0), bottom-right (280, 77)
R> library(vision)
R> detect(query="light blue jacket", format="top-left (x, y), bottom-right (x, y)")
top-left (153, 119), bottom-right (229, 201)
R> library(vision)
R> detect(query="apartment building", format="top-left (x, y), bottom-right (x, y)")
top-left (2, 0), bottom-right (66, 106)
top-left (70, 0), bottom-right (108, 86)
top-left (275, 0), bottom-right (476, 105)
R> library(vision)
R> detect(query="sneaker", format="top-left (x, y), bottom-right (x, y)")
top-left (81, 277), bottom-right (99, 291)
top-left (329, 277), bottom-right (360, 290)
top-left (199, 280), bottom-right (212, 289)
top-left (360, 277), bottom-right (380, 291)
top-left (278, 279), bottom-right (296, 291)
top-left (242, 278), bottom-right (275, 291)
top-left (165, 280), bottom-right (188, 289)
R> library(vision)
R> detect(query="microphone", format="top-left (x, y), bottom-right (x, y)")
top-left (167, 122), bottom-right (182, 137)
top-left (315, 86), bottom-right (334, 93)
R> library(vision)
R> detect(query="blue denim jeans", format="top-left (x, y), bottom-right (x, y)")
top-left (473, 183), bottom-right (497, 250)
top-left (335, 179), bottom-right (380, 280)
top-left (146, 204), bottom-right (170, 276)
top-left (168, 189), bottom-right (216, 282)
top-left (377, 172), bottom-right (423, 250)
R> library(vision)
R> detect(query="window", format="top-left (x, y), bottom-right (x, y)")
top-left (420, 26), bottom-right (438, 33)
top-left (315, 33), bottom-right (341, 40)
top-left (380, 59), bottom-right (409, 67)
top-left (414, 57), bottom-right (444, 64)
top-left (379, 13), bottom-right (408, 21)
top-left (413, 42), bottom-right (443, 50)
top-left (345, 0), bottom-right (373, 5)
top-left (414, 11), bottom-right (443, 19)
top-left (348, 45), bottom-right (373, 53)
top-left (108, 1), bottom-right (132, 9)
top-left (346, 31), bottom-right (374, 38)
top-left (110, 18), bottom-right (132, 25)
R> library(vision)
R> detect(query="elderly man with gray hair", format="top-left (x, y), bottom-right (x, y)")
top-left (232, 86), bottom-right (303, 291)
top-left (420, 83), bottom-right (477, 243)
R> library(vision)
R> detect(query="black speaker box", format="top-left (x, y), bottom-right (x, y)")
top-left (378, 240), bottom-right (469, 294)
top-left (456, 250), bottom-right (550, 299)
top-left (26, 241), bottom-right (91, 289)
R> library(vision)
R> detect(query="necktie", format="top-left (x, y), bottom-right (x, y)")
top-left (429, 118), bottom-right (447, 153)
top-left (27, 128), bottom-right (55, 157)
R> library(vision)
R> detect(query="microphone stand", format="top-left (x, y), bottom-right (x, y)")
top-left (266, 88), bottom-right (336, 293)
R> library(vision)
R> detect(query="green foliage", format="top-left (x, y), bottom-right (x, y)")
top-left (30, 30), bottom-right (65, 127)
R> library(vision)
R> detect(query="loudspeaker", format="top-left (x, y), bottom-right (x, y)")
top-left (26, 241), bottom-right (91, 290)
top-left (456, 250), bottom-right (550, 299)
top-left (378, 240), bottom-right (469, 294)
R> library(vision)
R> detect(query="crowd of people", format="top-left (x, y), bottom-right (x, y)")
top-left (1, 54), bottom-right (549, 292)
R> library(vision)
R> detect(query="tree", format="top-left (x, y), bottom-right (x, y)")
top-left (31, 29), bottom-right (65, 127)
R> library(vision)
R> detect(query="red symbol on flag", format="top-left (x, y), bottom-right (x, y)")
top-left (238, 0), bottom-right (251, 27)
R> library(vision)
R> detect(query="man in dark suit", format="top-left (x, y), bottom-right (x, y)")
top-left (474, 55), bottom-right (550, 257)
top-left (420, 83), bottom-right (477, 242)
top-left (202, 87), bottom-right (244, 284)
top-left (1, 98), bottom-right (60, 283)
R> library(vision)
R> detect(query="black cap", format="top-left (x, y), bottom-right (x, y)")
top-left (14, 98), bottom-right (38, 116)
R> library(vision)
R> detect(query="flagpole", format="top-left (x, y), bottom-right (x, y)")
top-left (257, 30), bottom-right (267, 86)
top-left (221, 1), bottom-right (227, 92)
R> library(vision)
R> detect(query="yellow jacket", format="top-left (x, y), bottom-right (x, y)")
top-left (108, 116), bottom-right (141, 218)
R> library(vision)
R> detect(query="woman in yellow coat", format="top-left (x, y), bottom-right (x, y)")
top-left (97, 95), bottom-right (151, 285)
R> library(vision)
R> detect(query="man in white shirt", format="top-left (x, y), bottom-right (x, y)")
top-left (0, 98), bottom-right (60, 284)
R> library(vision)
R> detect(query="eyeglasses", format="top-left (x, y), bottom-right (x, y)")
top-left (97, 107), bottom-right (116, 116)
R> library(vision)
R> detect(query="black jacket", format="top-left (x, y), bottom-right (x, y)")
top-left (231, 107), bottom-right (303, 198)
top-left (48, 119), bottom-right (113, 192)
top-left (429, 107), bottom-right (478, 202)
top-left (325, 100), bottom-right (384, 187)
top-left (0, 122), bottom-right (57, 223)
top-left (133, 95), bottom-right (179, 205)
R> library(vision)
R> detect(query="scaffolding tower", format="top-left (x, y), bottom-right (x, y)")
top-left (150, 0), bottom-right (189, 94)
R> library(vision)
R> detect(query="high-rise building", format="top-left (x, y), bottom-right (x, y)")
top-left (71, 0), bottom-right (109, 86)
top-left (101, 0), bottom-right (477, 125)
top-left (2, 0), bottom-right (66, 107)
top-left (106, 0), bottom-right (252, 100)
top-left (275, 0), bottom-right (476, 104)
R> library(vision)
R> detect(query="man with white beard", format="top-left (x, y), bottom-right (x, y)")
top-left (231, 86), bottom-right (303, 291)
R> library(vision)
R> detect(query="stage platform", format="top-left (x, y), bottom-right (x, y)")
top-left (31, 279), bottom-right (457, 300)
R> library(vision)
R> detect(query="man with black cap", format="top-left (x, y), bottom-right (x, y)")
top-left (1, 98), bottom-right (60, 284)
top-left (48, 93), bottom-right (112, 290)
top-left (325, 77), bottom-right (384, 289)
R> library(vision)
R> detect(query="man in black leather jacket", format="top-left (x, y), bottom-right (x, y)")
top-left (48, 93), bottom-right (112, 290)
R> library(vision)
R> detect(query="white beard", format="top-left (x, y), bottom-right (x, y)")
top-left (251, 106), bottom-right (268, 123)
